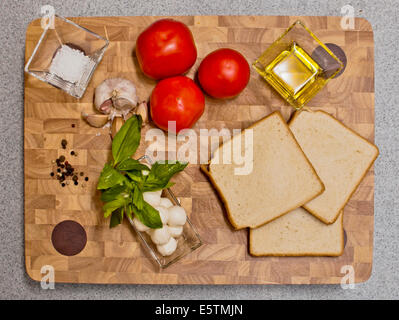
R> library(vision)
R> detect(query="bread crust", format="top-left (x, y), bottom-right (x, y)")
top-left (200, 163), bottom-right (241, 229)
top-left (289, 110), bottom-right (379, 224)
top-left (248, 210), bottom-right (345, 257)
top-left (201, 111), bottom-right (325, 230)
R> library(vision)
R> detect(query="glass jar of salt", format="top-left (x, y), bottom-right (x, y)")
top-left (25, 15), bottom-right (109, 98)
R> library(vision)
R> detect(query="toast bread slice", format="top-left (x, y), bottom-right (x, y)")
top-left (289, 110), bottom-right (379, 224)
top-left (201, 111), bottom-right (324, 229)
top-left (249, 207), bottom-right (344, 256)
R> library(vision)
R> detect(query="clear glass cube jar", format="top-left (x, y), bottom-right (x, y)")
top-left (25, 15), bottom-right (109, 99)
top-left (127, 156), bottom-right (203, 269)
top-left (253, 20), bottom-right (344, 110)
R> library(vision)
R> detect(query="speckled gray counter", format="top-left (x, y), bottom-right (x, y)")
top-left (0, 0), bottom-right (398, 299)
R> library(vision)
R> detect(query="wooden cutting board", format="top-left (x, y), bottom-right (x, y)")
top-left (24, 16), bottom-right (375, 284)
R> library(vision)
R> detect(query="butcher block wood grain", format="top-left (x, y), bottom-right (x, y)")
top-left (24, 16), bottom-right (375, 284)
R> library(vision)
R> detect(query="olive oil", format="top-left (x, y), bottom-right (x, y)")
top-left (263, 42), bottom-right (325, 109)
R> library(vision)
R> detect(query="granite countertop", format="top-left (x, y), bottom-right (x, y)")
top-left (0, 0), bottom-right (398, 299)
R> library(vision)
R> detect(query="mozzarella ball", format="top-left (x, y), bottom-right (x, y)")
top-left (154, 206), bottom-right (169, 224)
top-left (149, 226), bottom-right (170, 245)
top-left (168, 206), bottom-right (187, 226)
top-left (159, 197), bottom-right (173, 209)
top-left (154, 190), bottom-right (163, 197)
top-left (143, 191), bottom-right (161, 207)
top-left (132, 217), bottom-right (150, 232)
top-left (157, 237), bottom-right (177, 256)
top-left (167, 225), bottom-right (183, 238)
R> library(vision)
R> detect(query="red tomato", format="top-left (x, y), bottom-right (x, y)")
top-left (136, 19), bottom-right (197, 80)
top-left (198, 48), bottom-right (250, 99)
top-left (150, 76), bottom-right (205, 133)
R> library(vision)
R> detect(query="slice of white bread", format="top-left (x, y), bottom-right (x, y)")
top-left (289, 110), bottom-right (379, 224)
top-left (201, 111), bottom-right (325, 229)
top-left (249, 207), bottom-right (344, 256)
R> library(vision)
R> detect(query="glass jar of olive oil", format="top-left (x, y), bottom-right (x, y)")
top-left (253, 20), bottom-right (343, 110)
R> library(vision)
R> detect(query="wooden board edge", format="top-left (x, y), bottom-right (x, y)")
top-left (23, 15), bottom-right (376, 286)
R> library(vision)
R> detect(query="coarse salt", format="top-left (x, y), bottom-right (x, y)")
top-left (49, 45), bottom-right (92, 83)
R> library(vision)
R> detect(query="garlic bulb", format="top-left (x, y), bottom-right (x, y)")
top-left (94, 78), bottom-right (138, 116)
top-left (83, 78), bottom-right (149, 137)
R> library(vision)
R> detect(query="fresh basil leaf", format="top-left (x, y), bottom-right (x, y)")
top-left (144, 181), bottom-right (175, 192)
top-left (126, 170), bottom-right (146, 184)
top-left (112, 115), bottom-right (142, 165)
top-left (97, 163), bottom-right (126, 190)
top-left (117, 158), bottom-right (149, 172)
top-left (103, 198), bottom-right (126, 218)
top-left (110, 209), bottom-right (124, 228)
top-left (133, 185), bottom-right (144, 211)
top-left (133, 201), bottom-right (162, 229)
top-left (143, 161), bottom-right (188, 192)
top-left (101, 184), bottom-right (127, 202)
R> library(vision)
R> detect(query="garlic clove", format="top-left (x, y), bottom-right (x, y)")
top-left (98, 99), bottom-right (113, 114)
top-left (111, 116), bottom-right (125, 139)
top-left (136, 101), bottom-right (149, 125)
top-left (112, 97), bottom-right (135, 115)
top-left (82, 112), bottom-right (109, 128)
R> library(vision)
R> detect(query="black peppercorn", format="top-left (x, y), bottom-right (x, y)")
top-left (85, 177), bottom-right (89, 181)
top-left (74, 181), bottom-right (78, 186)
top-left (50, 172), bottom-right (54, 177)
